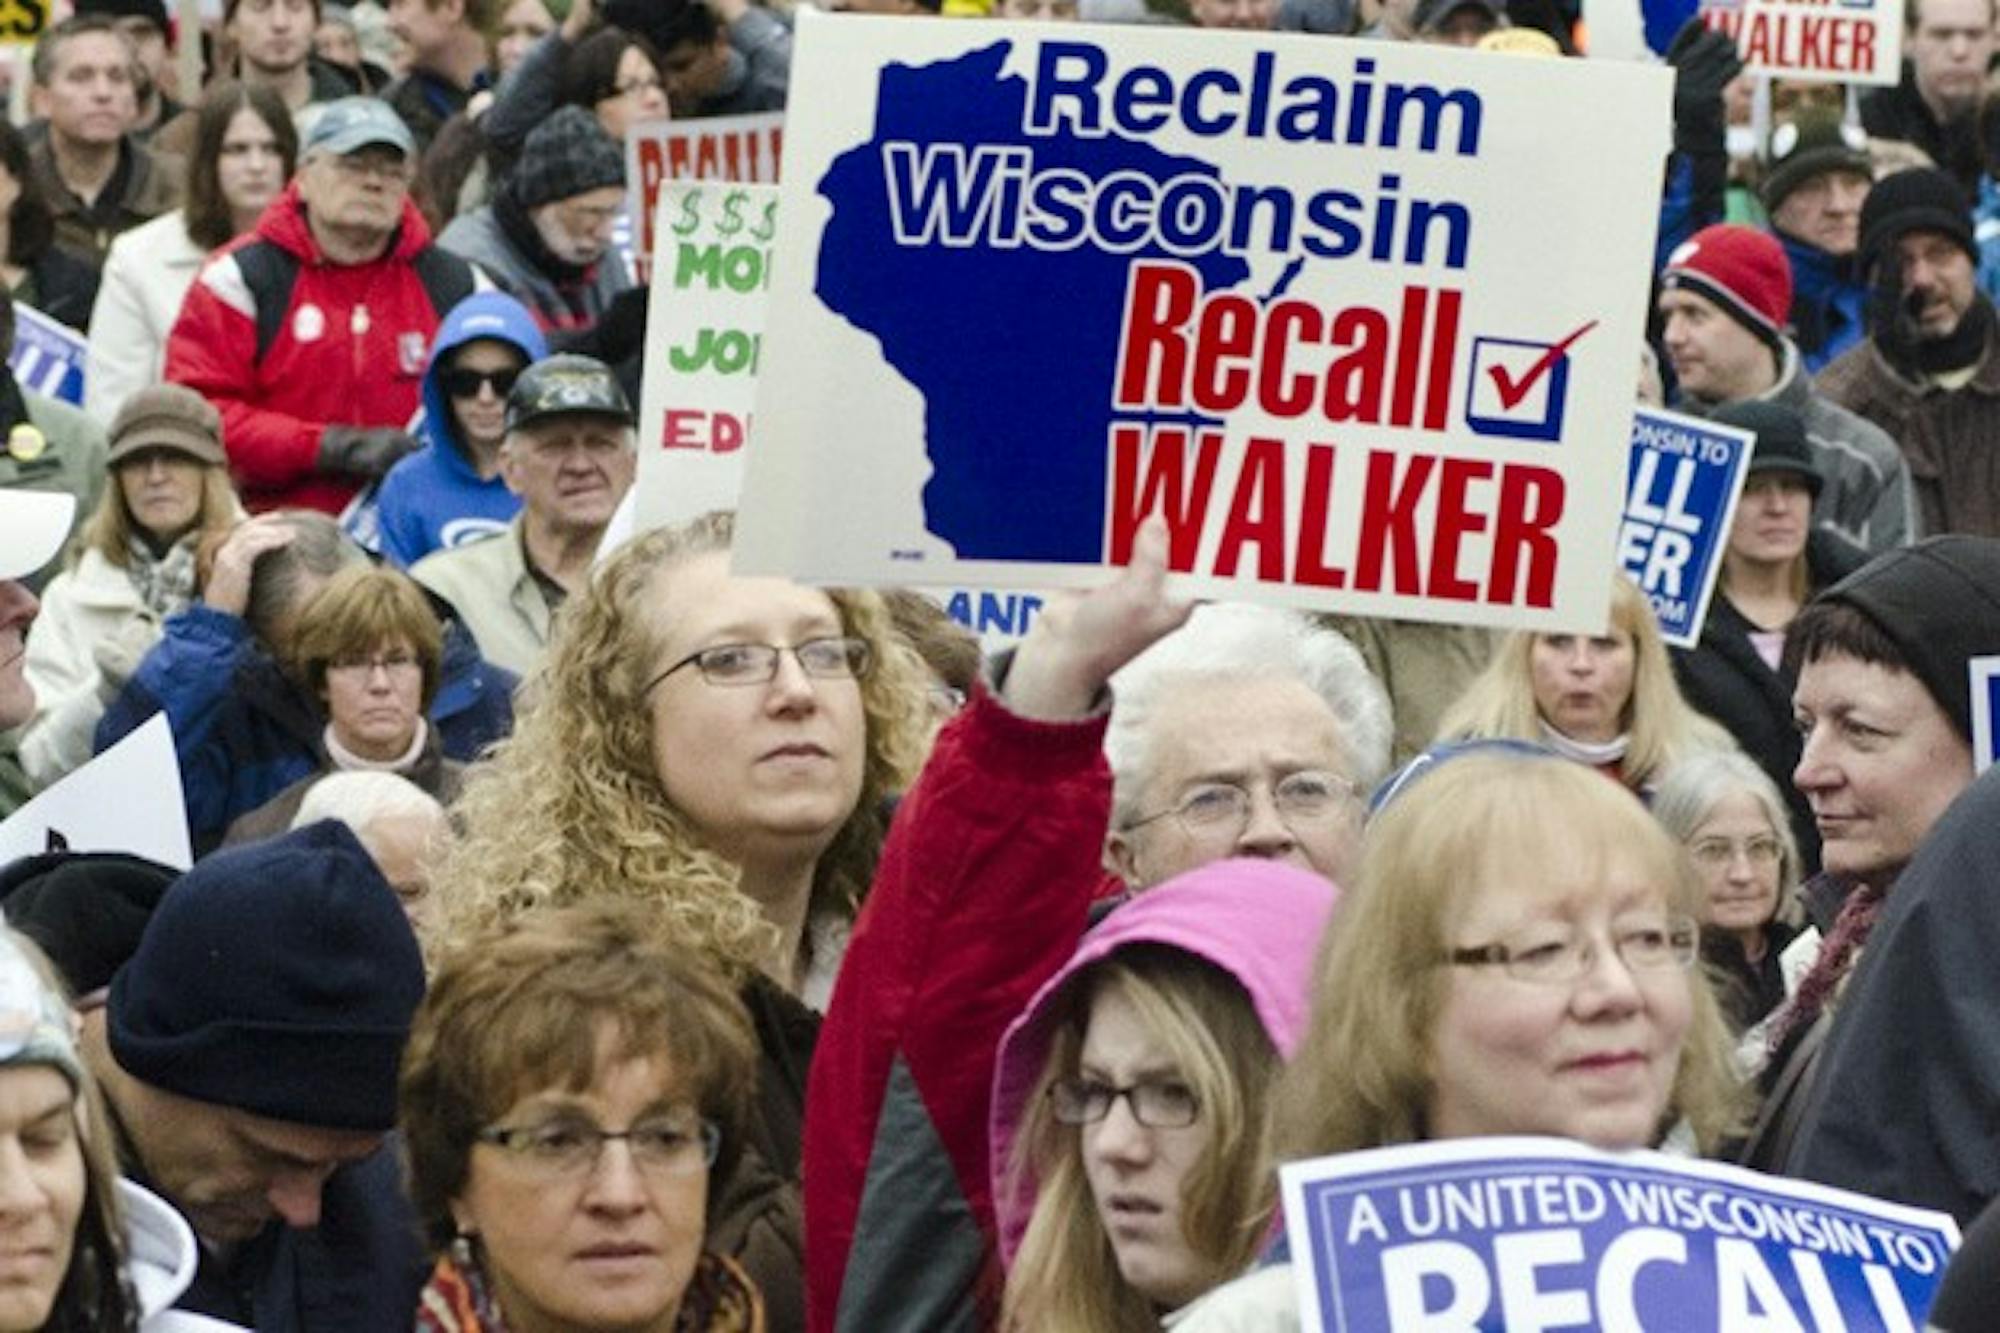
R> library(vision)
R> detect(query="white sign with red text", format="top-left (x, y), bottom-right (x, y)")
top-left (733, 16), bottom-right (1671, 634)
top-left (626, 114), bottom-right (785, 269)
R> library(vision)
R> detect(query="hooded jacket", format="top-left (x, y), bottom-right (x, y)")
top-left (164, 181), bottom-right (479, 515)
top-left (123, 1179), bottom-right (249, 1332)
top-left (375, 292), bottom-right (546, 568)
top-left (989, 862), bottom-right (1337, 1268)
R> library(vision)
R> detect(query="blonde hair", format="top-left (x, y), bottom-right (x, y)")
top-left (78, 462), bottom-right (238, 570)
top-left (1001, 947), bottom-right (1281, 1333)
top-left (431, 511), bottom-right (931, 978)
top-left (1277, 753), bottom-right (1744, 1158)
top-left (1435, 576), bottom-right (1732, 789)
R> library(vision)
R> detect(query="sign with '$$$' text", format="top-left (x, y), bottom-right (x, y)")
top-left (734, 16), bottom-right (1671, 634)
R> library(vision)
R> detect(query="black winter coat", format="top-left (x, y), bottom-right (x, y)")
top-left (1672, 528), bottom-right (1868, 875)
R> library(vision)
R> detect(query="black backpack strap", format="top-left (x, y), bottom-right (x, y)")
top-left (412, 246), bottom-right (477, 321)
top-left (230, 240), bottom-right (301, 367)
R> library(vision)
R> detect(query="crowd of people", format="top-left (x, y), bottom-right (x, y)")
top-left (0, 0), bottom-right (1996, 1328)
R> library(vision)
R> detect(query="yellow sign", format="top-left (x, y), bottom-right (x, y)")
top-left (0, 0), bottom-right (48, 44)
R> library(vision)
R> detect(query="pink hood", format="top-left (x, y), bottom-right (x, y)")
top-left (988, 858), bottom-right (1339, 1265)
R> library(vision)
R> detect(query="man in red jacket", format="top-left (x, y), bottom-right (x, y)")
top-left (166, 96), bottom-right (480, 514)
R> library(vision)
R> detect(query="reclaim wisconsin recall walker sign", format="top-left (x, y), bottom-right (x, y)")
top-left (735, 18), bottom-right (1670, 633)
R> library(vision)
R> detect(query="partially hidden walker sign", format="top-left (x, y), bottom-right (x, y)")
top-left (1698, 0), bottom-right (1902, 85)
top-left (627, 114), bottom-right (785, 271)
top-left (1970, 654), bottom-right (2000, 775)
top-left (1618, 406), bottom-right (1754, 649)
top-left (637, 181), bottom-right (779, 532)
top-left (1282, 1136), bottom-right (1960, 1333)
top-left (735, 17), bottom-right (1672, 634)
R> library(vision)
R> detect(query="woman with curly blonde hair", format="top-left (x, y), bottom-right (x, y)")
top-left (1436, 575), bottom-right (1732, 796)
top-left (433, 508), bottom-right (931, 1331)
top-left (436, 508), bottom-right (930, 989)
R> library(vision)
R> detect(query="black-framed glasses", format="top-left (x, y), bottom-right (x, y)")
top-left (644, 637), bottom-right (873, 693)
top-left (1048, 1077), bottom-right (1199, 1129)
top-left (1446, 915), bottom-right (1700, 985)
top-left (1123, 770), bottom-right (1358, 840)
top-left (476, 1114), bottom-right (720, 1179)
top-left (440, 366), bottom-right (522, 399)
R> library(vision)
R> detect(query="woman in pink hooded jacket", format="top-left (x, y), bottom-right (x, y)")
top-left (990, 862), bottom-right (1336, 1331)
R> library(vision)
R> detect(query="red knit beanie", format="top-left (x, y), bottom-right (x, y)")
top-left (1660, 225), bottom-right (1794, 351)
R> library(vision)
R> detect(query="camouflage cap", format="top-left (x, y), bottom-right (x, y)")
top-left (504, 354), bottom-right (635, 433)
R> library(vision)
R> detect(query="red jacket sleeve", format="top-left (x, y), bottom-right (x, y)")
top-left (164, 253), bottom-right (328, 493)
top-left (804, 683), bottom-right (1111, 1333)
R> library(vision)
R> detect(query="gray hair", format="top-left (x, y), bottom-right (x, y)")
top-left (1104, 604), bottom-right (1392, 826)
top-left (292, 771), bottom-right (447, 846)
top-left (246, 511), bottom-right (363, 647)
top-left (1651, 750), bottom-right (1804, 927)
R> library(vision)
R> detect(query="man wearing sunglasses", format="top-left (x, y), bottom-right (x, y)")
top-left (375, 289), bottom-right (547, 568)
top-left (413, 352), bottom-right (634, 675)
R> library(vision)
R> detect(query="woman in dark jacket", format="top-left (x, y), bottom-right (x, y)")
top-left (1672, 399), bottom-right (1867, 873)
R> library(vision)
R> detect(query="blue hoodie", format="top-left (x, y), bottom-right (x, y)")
top-left (374, 292), bottom-right (547, 569)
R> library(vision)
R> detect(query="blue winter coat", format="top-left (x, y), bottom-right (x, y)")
top-left (374, 291), bottom-right (546, 569)
top-left (93, 603), bottom-right (515, 853)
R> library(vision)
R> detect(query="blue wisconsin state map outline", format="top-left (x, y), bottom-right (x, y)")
top-left (815, 40), bottom-right (1250, 563)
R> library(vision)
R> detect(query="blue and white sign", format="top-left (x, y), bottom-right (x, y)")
top-left (736, 18), bottom-right (1672, 635)
top-left (10, 305), bottom-right (85, 406)
top-left (1617, 406), bottom-right (1753, 649)
top-left (1281, 1137), bottom-right (1960, 1333)
top-left (1970, 655), bottom-right (2000, 775)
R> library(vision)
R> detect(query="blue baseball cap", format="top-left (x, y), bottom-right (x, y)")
top-left (303, 97), bottom-right (416, 161)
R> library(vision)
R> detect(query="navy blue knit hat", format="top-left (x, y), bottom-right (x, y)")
top-left (107, 821), bottom-right (424, 1132)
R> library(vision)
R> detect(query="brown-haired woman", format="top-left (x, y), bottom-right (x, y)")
top-left (85, 80), bottom-right (297, 425)
top-left (402, 900), bottom-right (763, 1333)
top-left (223, 563), bottom-right (463, 844)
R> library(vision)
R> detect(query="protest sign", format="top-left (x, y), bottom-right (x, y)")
top-left (633, 180), bottom-right (1047, 648)
top-left (637, 181), bottom-right (780, 531)
top-left (627, 114), bottom-right (786, 268)
top-left (1972, 655), bottom-right (2000, 775)
top-left (0, 714), bottom-right (191, 870)
top-left (10, 305), bottom-right (84, 405)
top-left (1282, 1136), bottom-right (1959, 1333)
top-left (736, 17), bottom-right (1672, 635)
top-left (1698, 0), bottom-right (1902, 85)
top-left (1618, 407), bottom-right (1752, 649)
